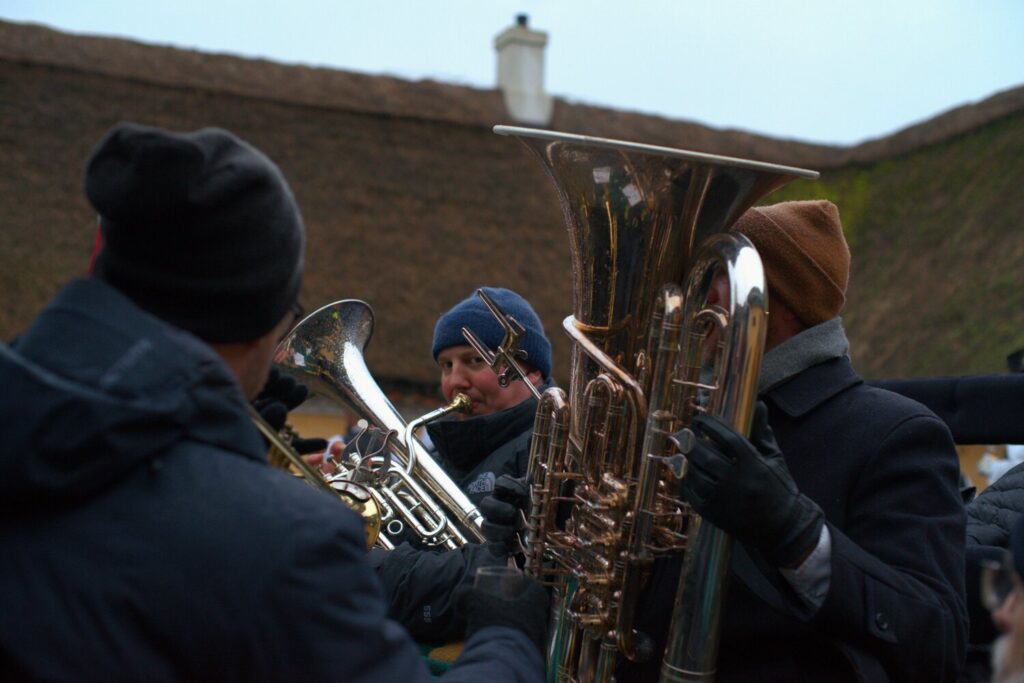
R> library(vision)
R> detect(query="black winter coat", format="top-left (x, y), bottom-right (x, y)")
top-left (967, 461), bottom-right (1024, 547)
top-left (370, 383), bottom-right (547, 640)
top-left (369, 542), bottom-right (508, 642)
top-left (0, 279), bottom-right (541, 682)
top-left (618, 356), bottom-right (967, 682)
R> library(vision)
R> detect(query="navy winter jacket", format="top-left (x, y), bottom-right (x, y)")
top-left (0, 278), bottom-right (541, 682)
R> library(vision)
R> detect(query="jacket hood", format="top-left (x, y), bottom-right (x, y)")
top-left (0, 279), bottom-right (265, 509)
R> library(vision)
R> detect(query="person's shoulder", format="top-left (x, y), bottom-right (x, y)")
top-left (978, 461), bottom-right (1024, 498)
top-left (510, 423), bottom-right (535, 450)
top-left (793, 364), bottom-right (954, 454)
top-left (967, 464), bottom-right (1024, 546)
top-left (485, 424), bottom-right (533, 476)
top-left (170, 439), bottom-right (368, 546)
top-left (839, 386), bottom-right (954, 464)
top-left (854, 380), bottom-right (951, 430)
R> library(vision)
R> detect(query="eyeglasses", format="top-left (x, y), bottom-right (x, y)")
top-left (981, 552), bottom-right (1018, 611)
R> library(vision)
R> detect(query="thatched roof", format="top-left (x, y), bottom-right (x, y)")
top-left (2, 19), bottom-right (1023, 393)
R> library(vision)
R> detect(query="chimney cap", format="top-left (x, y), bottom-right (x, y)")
top-left (516, 14), bottom-right (528, 27)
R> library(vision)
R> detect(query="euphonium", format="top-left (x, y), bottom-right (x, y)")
top-left (249, 405), bottom-right (383, 550)
top-left (494, 126), bottom-right (818, 683)
top-left (274, 299), bottom-right (486, 550)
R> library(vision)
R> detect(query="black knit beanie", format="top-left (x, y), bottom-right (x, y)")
top-left (85, 122), bottom-right (305, 342)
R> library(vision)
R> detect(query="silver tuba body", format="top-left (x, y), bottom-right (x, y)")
top-left (275, 300), bottom-right (486, 550)
top-left (493, 127), bottom-right (818, 682)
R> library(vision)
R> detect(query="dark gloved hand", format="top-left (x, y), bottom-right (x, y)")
top-left (287, 437), bottom-right (327, 457)
top-left (454, 574), bottom-right (549, 655)
top-left (253, 368), bottom-right (326, 455)
top-left (679, 401), bottom-right (824, 568)
top-left (479, 474), bottom-right (530, 552)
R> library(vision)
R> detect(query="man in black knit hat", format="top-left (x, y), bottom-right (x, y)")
top-left (0, 122), bottom-right (546, 682)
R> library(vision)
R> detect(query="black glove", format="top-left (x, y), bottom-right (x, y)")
top-left (289, 440), bottom-right (327, 457)
top-left (679, 401), bottom-right (824, 568)
top-left (254, 368), bottom-right (309, 425)
top-left (253, 368), bottom-right (326, 456)
top-left (454, 575), bottom-right (549, 655)
top-left (479, 474), bottom-right (530, 552)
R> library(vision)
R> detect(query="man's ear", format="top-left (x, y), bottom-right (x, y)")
top-left (527, 368), bottom-right (543, 387)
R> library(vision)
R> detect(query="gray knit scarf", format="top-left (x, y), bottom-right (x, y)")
top-left (757, 317), bottom-right (850, 395)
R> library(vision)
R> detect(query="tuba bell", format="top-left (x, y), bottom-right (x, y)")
top-left (274, 299), bottom-right (486, 550)
top-left (493, 126), bottom-right (818, 682)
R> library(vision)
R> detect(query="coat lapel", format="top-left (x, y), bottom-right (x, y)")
top-left (764, 356), bottom-right (862, 418)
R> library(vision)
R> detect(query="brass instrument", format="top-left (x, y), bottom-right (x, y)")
top-left (493, 126), bottom-right (818, 683)
top-left (274, 299), bottom-right (486, 549)
top-left (249, 405), bottom-right (382, 550)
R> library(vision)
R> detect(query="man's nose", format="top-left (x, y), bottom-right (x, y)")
top-left (448, 363), bottom-right (472, 388)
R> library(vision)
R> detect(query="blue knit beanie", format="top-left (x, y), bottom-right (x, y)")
top-left (432, 287), bottom-right (552, 380)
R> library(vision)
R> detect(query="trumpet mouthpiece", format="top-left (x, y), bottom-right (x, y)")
top-left (451, 393), bottom-right (473, 414)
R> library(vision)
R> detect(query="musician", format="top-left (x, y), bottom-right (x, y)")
top-left (426, 286), bottom-right (552, 503)
top-left (369, 287), bottom-right (553, 641)
top-left (619, 200), bottom-right (967, 681)
top-left (0, 123), bottom-right (546, 681)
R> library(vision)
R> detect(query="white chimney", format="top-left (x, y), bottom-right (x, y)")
top-left (494, 14), bottom-right (553, 126)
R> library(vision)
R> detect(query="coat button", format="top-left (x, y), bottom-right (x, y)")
top-left (875, 612), bottom-right (889, 631)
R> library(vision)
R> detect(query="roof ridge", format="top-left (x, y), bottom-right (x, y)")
top-left (2, 18), bottom-right (1022, 168)
top-left (0, 19), bottom-right (508, 128)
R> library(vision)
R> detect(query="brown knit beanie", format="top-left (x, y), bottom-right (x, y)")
top-left (731, 200), bottom-right (850, 327)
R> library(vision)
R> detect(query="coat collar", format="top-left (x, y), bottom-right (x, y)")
top-left (763, 355), bottom-right (863, 418)
top-left (758, 317), bottom-right (849, 394)
top-left (426, 378), bottom-right (553, 475)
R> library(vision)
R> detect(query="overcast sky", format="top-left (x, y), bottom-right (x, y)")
top-left (2, 1), bottom-right (1022, 144)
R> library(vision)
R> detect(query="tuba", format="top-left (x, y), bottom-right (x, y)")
top-left (493, 126), bottom-right (818, 682)
top-left (275, 299), bottom-right (486, 550)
